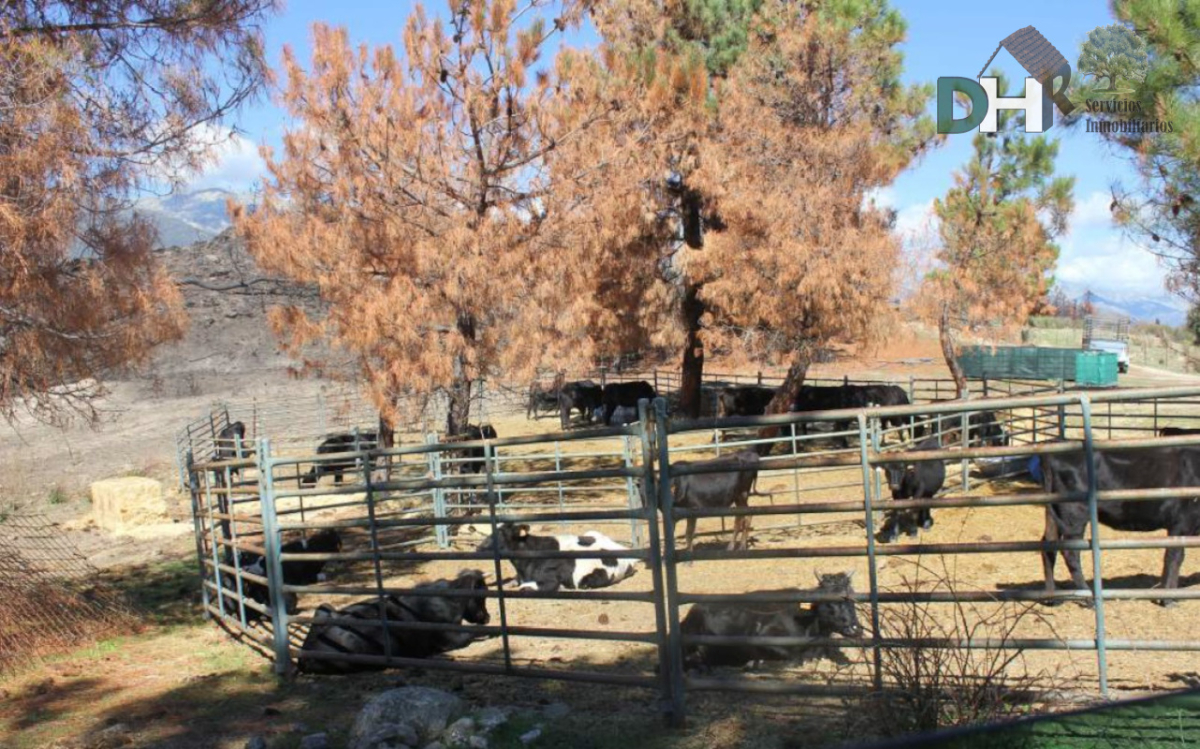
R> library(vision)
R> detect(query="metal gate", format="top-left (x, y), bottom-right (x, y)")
top-left (186, 386), bottom-right (1200, 727)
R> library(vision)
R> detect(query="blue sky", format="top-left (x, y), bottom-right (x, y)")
top-left (194, 0), bottom-right (1171, 305)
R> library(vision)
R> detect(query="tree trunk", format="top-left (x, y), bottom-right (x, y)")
top-left (378, 406), bottom-right (396, 482)
top-left (447, 313), bottom-right (477, 435)
top-left (754, 348), bottom-right (813, 456)
top-left (679, 284), bottom-right (705, 418)
top-left (939, 305), bottom-right (968, 399)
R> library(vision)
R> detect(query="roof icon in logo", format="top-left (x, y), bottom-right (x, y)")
top-left (978, 26), bottom-right (1075, 116)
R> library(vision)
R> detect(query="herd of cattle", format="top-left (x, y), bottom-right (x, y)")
top-left (205, 377), bottom-right (1200, 678)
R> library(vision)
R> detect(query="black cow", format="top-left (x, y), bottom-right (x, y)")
top-left (225, 529), bottom-right (343, 621)
top-left (300, 431), bottom-right (379, 487)
top-left (214, 421), bottom-right (251, 474)
top-left (843, 384), bottom-right (912, 437)
top-left (601, 381), bottom-right (656, 425)
top-left (878, 437), bottom-right (946, 543)
top-left (297, 569), bottom-right (491, 674)
top-left (1041, 446), bottom-right (1200, 607)
top-left (671, 450), bottom-right (764, 551)
top-left (526, 381), bottom-right (560, 420)
top-left (791, 385), bottom-right (853, 442)
top-left (1160, 427), bottom-right (1200, 438)
top-left (476, 523), bottom-right (638, 592)
top-left (718, 385), bottom-right (777, 418)
top-left (559, 380), bottom-right (603, 429)
top-left (680, 571), bottom-right (863, 670)
top-left (449, 423), bottom-right (498, 475)
top-left (926, 411), bottom-right (1008, 447)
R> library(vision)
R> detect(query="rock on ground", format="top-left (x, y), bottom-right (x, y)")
top-left (351, 687), bottom-right (465, 749)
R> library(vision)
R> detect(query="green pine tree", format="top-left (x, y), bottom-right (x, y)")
top-left (1102, 1), bottom-right (1200, 300)
top-left (928, 72), bottom-right (1074, 397)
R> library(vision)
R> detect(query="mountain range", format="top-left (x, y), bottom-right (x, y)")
top-left (1056, 282), bottom-right (1189, 327)
top-left (133, 188), bottom-right (254, 248)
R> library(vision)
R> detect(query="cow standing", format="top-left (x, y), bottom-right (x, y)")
top-left (297, 569), bottom-right (492, 674)
top-left (300, 431), bottom-right (379, 487)
top-left (526, 381), bottom-right (560, 420)
top-left (1041, 446), bottom-right (1200, 607)
top-left (600, 381), bottom-right (656, 426)
top-left (843, 384), bottom-right (912, 438)
top-left (791, 385), bottom-right (852, 443)
top-left (878, 437), bottom-right (946, 543)
top-left (680, 571), bottom-right (863, 670)
top-left (671, 450), bottom-right (764, 551)
top-left (476, 523), bottom-right (638, 592)
top-left (718, 385), bottom-right (777, 418)
top-left (450, 423), bottom-right (498, 475)
top-left (559, 380), bottom-right (603, 429)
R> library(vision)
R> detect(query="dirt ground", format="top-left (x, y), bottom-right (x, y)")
top-left (6, 330), bottom-right (1200, 749)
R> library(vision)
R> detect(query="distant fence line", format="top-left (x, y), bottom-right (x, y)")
top-left (183, 383), bottom-right (1200, 726)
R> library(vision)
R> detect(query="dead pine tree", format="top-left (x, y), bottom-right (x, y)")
top-left (577, 0), bottom-right (938, 432)
top-left (235, 0), bottom-right (620, 435)
top-left (0, 0), bottom-right (278, 425)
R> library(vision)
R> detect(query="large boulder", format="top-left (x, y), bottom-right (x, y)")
top-left (351, 687), bottom-right (466, 749)
top-left (90, 477), bottom-right (170, 533)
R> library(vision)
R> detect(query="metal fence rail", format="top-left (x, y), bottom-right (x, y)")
top-left (184, 383), bottom-right (1200, 728)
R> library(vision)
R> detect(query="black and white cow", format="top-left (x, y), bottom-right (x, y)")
top-left (476, 523), bottom-right (638, 592)
top-left (224, 528), bottom-right (343, 620)
top-left (680, 571), bottom-right (863, 670)
top-left (600, 381), bottom-right (656, 426)
top-left (559, 380), bottom-right (604, 429)
top-left (878, 437), bottom-right (946, 543)
top-left (670, 450), bottom-right (764, 551)
top-left (300, 431), bottom-right (379, 487)
top-left (1041, 446), bottom-right (1200, 607)
top-left (297, 569), bottom-right (492, 674)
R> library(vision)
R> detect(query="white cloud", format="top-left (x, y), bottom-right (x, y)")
top-left (895, 199), bottom-right (938, 240)
top-left (864, 186), bottom-right (896, 211)
top-left (1071, 190), bottom-right (1116, 231)
top-left (183, 127), bottom-right (268, 192)
top-left (1056, 232), bottom-right (1169, 298)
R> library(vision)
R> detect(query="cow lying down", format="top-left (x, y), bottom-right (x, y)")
top-left (477, 523), bottom-right (638, 592)
top-left (297, 569), bottom-right (492, 674)
top-left (680, 572), bottom-right (863, 671)
top-left (223, 528), bottom-right (342, 621)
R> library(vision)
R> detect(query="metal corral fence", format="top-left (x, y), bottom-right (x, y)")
top-left (185, 385), bottom-right (1200, 727)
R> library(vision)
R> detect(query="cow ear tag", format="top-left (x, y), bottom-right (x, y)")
top-left (518, 525), bottom-right (529, 538)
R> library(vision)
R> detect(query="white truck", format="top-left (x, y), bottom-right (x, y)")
top-left (1083, 315), bottom-right (1131, 374)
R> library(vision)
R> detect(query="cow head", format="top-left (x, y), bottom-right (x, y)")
top-left (303, 528), bottom-right (343, 553)
top-left (812, 571), bottom-right (863, 638)
top-left (452, 569), bottom-right (491, 625)
top-left (475, 523), bottom-right (529, 554)
top-left (883, 463), bottom-right (912, 496)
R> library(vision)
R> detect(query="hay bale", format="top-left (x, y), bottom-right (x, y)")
top-left (90, 477), bottom-right (169, 532)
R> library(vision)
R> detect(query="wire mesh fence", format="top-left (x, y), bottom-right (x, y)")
top-left (0, 509), bottom-right (135, 675)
